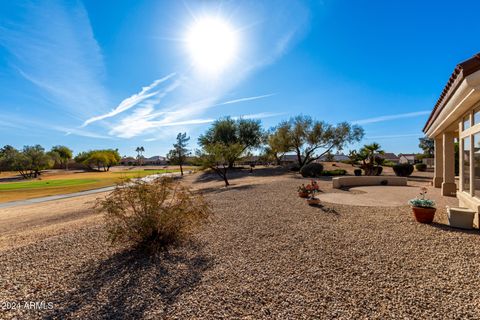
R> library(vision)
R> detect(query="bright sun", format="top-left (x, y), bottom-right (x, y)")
top-left (186, 17), bottom-right (238, 74)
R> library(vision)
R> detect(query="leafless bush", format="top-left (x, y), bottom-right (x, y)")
top-left (96, 178), bottom-right (212, 252)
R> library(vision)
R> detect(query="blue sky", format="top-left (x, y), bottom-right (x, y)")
top-left (1, 0), bottom-right (480, 157)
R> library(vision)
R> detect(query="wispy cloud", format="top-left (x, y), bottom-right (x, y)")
top-left (0, 1), bottom-right (109, 119)
top-left (218, 93), bottom-right (276, 105)
top-left (81, 73), bottom-right (178, 127)
top-left (56, 127), bottom-right (116, 140)
top-left (352, 111), bottom-right (431, 125)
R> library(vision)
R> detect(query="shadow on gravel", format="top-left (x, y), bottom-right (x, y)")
top-left (309, 203), bottom-right (339, 215)
top-left (45, 242), bottom-right (212, 319)
top-left (429, 222), bottom-right (480, 235)
top-left (199, 184), bottom-right (256, 195)
top-left (193, 167), bottom-right (289, 184)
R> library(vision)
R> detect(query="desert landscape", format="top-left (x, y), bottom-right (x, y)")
top-left (1, 165), bottom-right (479, 319)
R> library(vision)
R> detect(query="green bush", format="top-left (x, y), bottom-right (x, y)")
top-left (321, 169), bottom-right (347, 176)
top-left (382, 160), bottom-right (396, 167)
top-left (300, 163), bottom-right (324, 177)
top-left (362, 164), bottom-right (383, 176)
top-left (322, 169), bottom-right (347, 176)
top-left (97, 178), bottom-right (212, 252)
top-left (415, 163), bottom-right (427, 172)
top-left (393, 163), bottom-right (414, 177)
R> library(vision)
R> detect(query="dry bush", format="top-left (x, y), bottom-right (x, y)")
top-left (96, 178), bottom-right (212, 252)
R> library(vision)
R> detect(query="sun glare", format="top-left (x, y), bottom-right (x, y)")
top-left (185, 16), bottom-right (239, 74)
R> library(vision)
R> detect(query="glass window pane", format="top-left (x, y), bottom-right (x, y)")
top-left (463, 115), bottom-right (471, 130)
top-left (474, 109), bottom-right (480, 126)
top-left (474, 133), bottom-right (480, 198)
top-left (463, 136), bottom-right (471, 193)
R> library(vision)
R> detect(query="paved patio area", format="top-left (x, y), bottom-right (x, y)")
top-left (320, 185), bottom-right (458, 207)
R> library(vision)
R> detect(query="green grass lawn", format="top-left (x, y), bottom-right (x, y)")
top-left (0, 179), bottom-right (99, 190)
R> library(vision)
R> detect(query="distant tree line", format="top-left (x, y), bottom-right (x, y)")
top-left (0, 145), bottom-right (121, 178)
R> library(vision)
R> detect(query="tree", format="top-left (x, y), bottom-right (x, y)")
top-left (419, 137), bottom-right (434, 157)
top-left (50, 145), bottom-right (73, 170)
top-left (135, 146), bottom-right (145, 166)
top-left (198, 117), bottom-right (263, 168)
top-left (197, 143), bottom-right (244, 187)
top-left (0, 145), bottom-right (19, 172)
top-left (264, 125), bottom-right (292, 165)
top-left (74, 149), bottom-right (121, 171)
top-left (273, 115), bottom-right (364, 168)
top-left (167, 132), bottom-right (190, 176)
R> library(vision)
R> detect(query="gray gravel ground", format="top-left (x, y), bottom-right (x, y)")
top-left (1, 172), bottom-right (480, 319)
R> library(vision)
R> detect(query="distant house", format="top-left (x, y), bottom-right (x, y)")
top-left (317, 152), bottom-right (349, 162)
top-left (144, 156), bottom-right (167, 165)
top-left (120, 156), bottom-right (136, 166)
top-left (398, 154), bottom-right (417, 164)
top-left (280, 154), bottom-right (301, 165)
top-left (379, 153), bottom-right (400, 164)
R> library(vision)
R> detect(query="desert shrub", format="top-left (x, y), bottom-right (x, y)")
top-left (415, 163), bottom-right (427, 172)
top-left (354, 169), bottom-right (362, 176)
top-left (322, 169), bottom-right (347, 176)
top-left (361, 164), bottom-right (383, 176)
top-left (97, 178), bottom-right (212, 252)
top-left (289, 164), bottom-right (301, 172)
top-left (376, 166), bottom-right (383, 175)
top-left (382, 160), bottom-right (396, 167)
top-left (393, 163), bottom-right (414, 177)
top-left (300, 163), bottom-right (324, 177)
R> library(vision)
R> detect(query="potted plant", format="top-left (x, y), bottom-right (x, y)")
top-left (305, 180), bottom-right (321, 205)
top-left (297, 184), bottom-right (309, 198)
top-left (408, 187), bottom-right (436, 223)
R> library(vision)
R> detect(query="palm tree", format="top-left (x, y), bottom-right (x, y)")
top-left (361, 142), bottom-right (384, 166)
top-left (359, 143), bottom-right (384, 175)
top-left (135, 146), bottom-right (145, 165)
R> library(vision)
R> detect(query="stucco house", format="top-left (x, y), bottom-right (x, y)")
top-left (423, 53), bottom-right (480, 227)
top-left (380, 153), bottom-right (400, 163)
top-left (398, 153), bottom-right (417, 164)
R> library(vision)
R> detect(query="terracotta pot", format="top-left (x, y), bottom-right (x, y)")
top-left (307, 198), bottom-right (321, 205)
top-left (298, 192), bottom-right (309, 198)
top-left (412, 206), bottom-right (436, 223)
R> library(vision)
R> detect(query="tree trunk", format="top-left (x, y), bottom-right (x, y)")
top-left (180, 164), bottom-right (184, 176)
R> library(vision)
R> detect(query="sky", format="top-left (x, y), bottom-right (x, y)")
top-left (1, 0), bottom-right (480, 157)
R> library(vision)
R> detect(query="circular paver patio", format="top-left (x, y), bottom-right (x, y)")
top-left (320, 185), bottom-right (426, 207)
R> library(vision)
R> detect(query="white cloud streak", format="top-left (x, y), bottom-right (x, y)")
top-left (352, 111), bottom-right (431, 125)
top-left (81, 73), bottom-right (177, 127)
top-left (0, 1), bottom-right (109, 119)
top-left (218, 93), bottom-right (276, 105)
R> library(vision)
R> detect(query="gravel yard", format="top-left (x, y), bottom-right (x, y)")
top-left (1, 169), bottom-right (480, 319)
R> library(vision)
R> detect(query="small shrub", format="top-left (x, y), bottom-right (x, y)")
top-left (321, 169), bottom-right (347, 176)
top-left (415, 163), bottom-right (427, 172)
top-left (393, 163), bottom-right (414, 177)
top-left (300, 163), bottom-right (324, 177)
top-left (361, 164), bottom-right (383, 176)
top-left (382, 160), bottom-right (396, 167)
top-left (289, 164), bottom-right (301, 172)
top-left (354, 169), bottom-right (362, 176)
top-left (97, 178), bottom-right (212, 252)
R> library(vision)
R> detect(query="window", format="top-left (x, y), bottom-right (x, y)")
top-left (463, 136), bottom-right (471, 193)
top-left (474, 133), bottom-right (480, 198)
top-left (463, 115), bottom-right (471, 130)
top-left (474, 108), bottom-right (480, 126)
